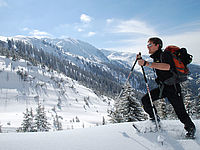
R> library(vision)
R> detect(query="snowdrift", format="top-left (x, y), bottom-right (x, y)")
top-left (0, 120), bottom-right (199, 150)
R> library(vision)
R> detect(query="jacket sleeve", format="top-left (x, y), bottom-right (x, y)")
top-left (162, 51), bottom-right (175, 71)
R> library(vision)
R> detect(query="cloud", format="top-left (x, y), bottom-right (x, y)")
top-left (106, 19), bottom-right (114, 24)
top-left (106, 29), bottom-right (200, 64)
top-left (80, 14), bottom-right (92, 23)
top-left (104, 36), bottom-right (148, 55)
top-left (29, 29), bottom-right (51, 38)
top-left (110, 19), bottom-right (157, 36)
top-left (162, 30), bottom-right (200, 64)
top-left (0, 0), bottom-right (8, 7)
top-left (88, 32), bottom-right (96, 37)
top-left (77, 28), bottom-right (84, 32)
top-left (22, 27), bottom-right (30, 31)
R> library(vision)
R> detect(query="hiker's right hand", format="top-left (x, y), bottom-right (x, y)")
top-left (138, 58), bottom-right (145, 66)
top-left (136, 54), bottom-right (142, 60)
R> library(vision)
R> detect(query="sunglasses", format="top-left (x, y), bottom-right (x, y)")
top-left (147, 43), bottom-right (153, 47)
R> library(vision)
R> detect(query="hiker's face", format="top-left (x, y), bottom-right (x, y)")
top-left (147, 42), bottom-right (159, 54)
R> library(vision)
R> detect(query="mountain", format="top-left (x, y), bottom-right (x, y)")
top-left (0, 55), bottom-right (113, 131)
top-left (1, 35), bottom-right (199, 100)
top-left (0, 35), bottom-right (109, 63)
top-left (0, 35), bottom-right (200, 132)
top-left (44, 38), bottom-right (110, 63)
top-left (101, 49), bottom-right (152, 72)
top-left (0, 36), bottom-right (145, 132)
top-left (0, 120), bottom-right (200, 150)
top-left (1, 36), bottom-right (150, 96)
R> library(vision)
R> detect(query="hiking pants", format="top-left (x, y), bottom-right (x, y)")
top-left (141, 83), bottom-right (195, 128)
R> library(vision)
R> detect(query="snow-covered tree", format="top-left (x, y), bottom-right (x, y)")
top-left (166, 103), bottom-right (177, 119)
top-left (182, 82), bottom-right (196, 118)
top-left (109, 82), bottom-right (145, 123)
top-left (21, 108), bottom-right (35, 132)
top-left (155, 98), bottom-right (167, 119)
top-left (195, 100), bottom-right (200, 119)
top-left (52, 106), bottom-right (63, 131)
top-left (35, 103), bottom-right (50, 132)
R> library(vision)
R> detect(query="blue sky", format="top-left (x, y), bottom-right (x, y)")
top-left (1, 0), bottom-right (200, 64)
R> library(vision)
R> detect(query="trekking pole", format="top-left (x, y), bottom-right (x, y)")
top-left (138, 52), bottom-right (164, 145)
top-left (116, 57), bottom-right (138, 100)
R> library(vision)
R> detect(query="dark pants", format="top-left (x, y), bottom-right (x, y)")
top-left (141, 83), bottom-right (195, 128)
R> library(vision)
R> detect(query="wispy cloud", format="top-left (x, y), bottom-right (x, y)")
top-left (87, 32), bottom-right (96, 37)
top-left (80, 14), bottom-right (92, 23)
top-left (77, 28), bottom-right (84, 32)
top-left (0, 0), bottom-right (8, 7)
top-left (105, 28), bottom-right (200, 64)
top-left (22, 27), bottom-right (30, 31)
top-left (112, 19), bottom-right (157, 36)
top-left (29, 29), bottom-right (51, 38)
top-left (162, 30), bottom-right (200, 64)
top-left (163, 21), bottom-right (200, 34)
top-left (106, 18), bottom-right (114, 24)
top-left (102, 18), bottom-right (157, 54)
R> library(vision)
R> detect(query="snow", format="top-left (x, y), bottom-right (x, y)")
top-left (0, 120), bottom-right (199, 150)
top-left (0, 56), bottom-right (113, 131)
top-left (104, 50), bottom-right (152, 72)
top-left (1, 36), bottom-right (200, 150)
top-left (3, 35), bottom-right (109, 63)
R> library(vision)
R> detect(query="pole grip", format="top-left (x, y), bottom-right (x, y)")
top-left (139, 52), bottom-right (147, 83)
top-left (138, 52), bottom-right (142, 59)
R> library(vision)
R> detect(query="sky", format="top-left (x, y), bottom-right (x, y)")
top-left (0, 0), bottom-right (200, 64)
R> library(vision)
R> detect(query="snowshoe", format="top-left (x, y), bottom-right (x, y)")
top-left (149, 115), bottom-right (161, 129)
top-left (132, 120), bottom-right (161, 133)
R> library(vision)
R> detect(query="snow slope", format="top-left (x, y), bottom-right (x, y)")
top-left (0, 56), bottom-right (113, 131)
top-left (0, 120), bottom-right (199, 150)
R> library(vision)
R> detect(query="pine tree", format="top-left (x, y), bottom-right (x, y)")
top-left (21, 108), bottom-right (35, 132)
top-left (109, 82), bottom-right (145, 123)
top-left (155, 98), bottom-right (167, 119)
top-left (181, 81), bottom-right (196, 118)
top-left (35, 103), bottom-right (50, 132)
top-left (195, 100), bottom-right (200, 119)
top-left (52, 106), bottom-right (63, 131)
top-left (184, 87), bottom-right (196, 118)
top-left (166, 103), bottom-right (177, 119)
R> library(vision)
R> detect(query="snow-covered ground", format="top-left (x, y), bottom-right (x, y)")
top-left (0, 56), bottom-right (113, 131)
top-left (0, 120), bottom-right (199, 150)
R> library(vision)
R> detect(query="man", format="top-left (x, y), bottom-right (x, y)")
top-left (137, 37), bottom-right (196, 138)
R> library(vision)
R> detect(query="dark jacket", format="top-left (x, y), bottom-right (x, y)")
top-left (150, 49), bottom-right (175, 83)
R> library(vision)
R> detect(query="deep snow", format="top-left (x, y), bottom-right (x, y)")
top-left (0, 120), bottom-right (199, 150)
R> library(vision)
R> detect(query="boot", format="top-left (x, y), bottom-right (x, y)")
top-left (184, 125), bottom-right (196, 139)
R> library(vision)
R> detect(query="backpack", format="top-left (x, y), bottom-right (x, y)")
top-left (163, 45), bottom-right (193, 83)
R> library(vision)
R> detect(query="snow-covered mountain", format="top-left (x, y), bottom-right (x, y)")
top-left (0, 35), bottom-right (200, 133)
top-left (0, 55), bottom-right (113, 131)
top-left (0, 120), bottom-right (200, 150)
top-left (0, 35), bottom-right (109, 63)
top-left (101, 49), bottom-right (152, 72)
top-left (44, 38), bottom-right (110, 63)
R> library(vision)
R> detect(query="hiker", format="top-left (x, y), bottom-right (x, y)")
top-left (137, 37), bottom-right (196, 138)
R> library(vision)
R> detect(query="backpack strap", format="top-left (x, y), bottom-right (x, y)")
top-left (158, 51), bottom-right (178, 97)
